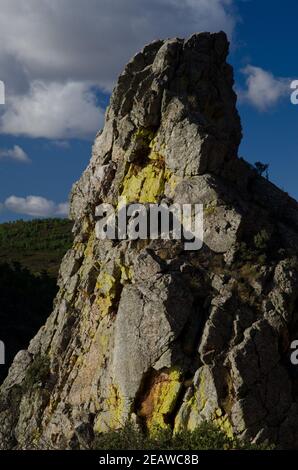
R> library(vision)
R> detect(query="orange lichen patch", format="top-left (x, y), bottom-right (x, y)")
top-left (137, 368), bottom-right (182, 431)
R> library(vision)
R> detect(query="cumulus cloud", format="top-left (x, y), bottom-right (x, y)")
top-left (0, 1), bottom-right (237, 139)
top-left (0, 145), bottom-right (31, 163)
top-left (55, 202), bottom-right (70, 216)
top-left (4, 195), bottom-right (69, 217)
top-left (1, 81), bottom-right (104, 139)
top-left (240, 65), bottom-right (291, 111)
top-left (0, 0), bottom-right (236, 92)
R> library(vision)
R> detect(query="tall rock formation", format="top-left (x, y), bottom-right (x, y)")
top-left (1, 32), bottom-right (298, 449)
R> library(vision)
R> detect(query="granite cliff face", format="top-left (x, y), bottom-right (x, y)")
top-left (1, 32), bottom-right (298, 449)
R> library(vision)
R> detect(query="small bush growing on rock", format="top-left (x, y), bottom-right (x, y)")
top-left (254, 229), bottom-right (270, 252)
top-left (254, 161), bottom-right (269, 179)
top-left (23, 355), bottom-right (50, 389)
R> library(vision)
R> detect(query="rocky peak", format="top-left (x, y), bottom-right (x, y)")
top-left (70, 32), bottom-right (241, 221)
top-left (1, 33), bottom-right (298, 450)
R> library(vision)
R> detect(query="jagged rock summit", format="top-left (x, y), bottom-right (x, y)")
top-left (2, 32), bottom-right (298, 449)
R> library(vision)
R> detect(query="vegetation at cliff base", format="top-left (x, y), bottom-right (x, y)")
top-left (93, 422), bottom-right (272, 450)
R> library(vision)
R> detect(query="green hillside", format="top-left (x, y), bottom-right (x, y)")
top-left (0, 218), bottom-right (73, 277)
top-left (0, 218), bottom-right (73, 383)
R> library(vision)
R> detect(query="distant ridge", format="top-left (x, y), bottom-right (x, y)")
top-left (0, 218), bottom-right (73, 277)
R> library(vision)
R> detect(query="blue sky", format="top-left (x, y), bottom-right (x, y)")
top-left (0, 0), bottom-right (297, 222)
top-left (233, 0), bottom-right (298, 196)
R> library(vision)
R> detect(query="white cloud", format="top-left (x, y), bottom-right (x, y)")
top-left (4, 195), bottom-right (69, 217)
top-left (0, 0), bottom-right (236, 92)
top-left (1, 81), bottom-right (104, 139)
top-left (0, 145), bottom-right (31, 163)
top-left (0, 1), bottom-right (237, 139)
top-left (55, 202), bottom-right (70, 216)
top-left (240, 65), bottom-right (290, 111)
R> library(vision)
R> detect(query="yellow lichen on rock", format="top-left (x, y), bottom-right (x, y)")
top-left (213, 408), bottom-right (234, 439)
top-left (107, 384), bottom-right (125, 427)
top-left (95, 261), bottom-right (133, 316)
top-left (84, 232), bottom-right (96, 258)
top-left (120, 264), bottom-right (133, 284)
top-left (121, 135), bottom-right (172, 204)
top-left (174, 366), bottom-right (219, 433)
top-left (95, 272), bottom-right (118, 316)
top-left (138, 368), bottom-right (183, 432)
top-left (134, 127), bottom-right (156, 144)
top-left (121, 160), bottom-right (169, 204)
top-left (138, 164), bottom-right (166, 204)
top-left (121, 164), bottom-right (146, 202)
top-left (94, 384), bottom-right (125, 433)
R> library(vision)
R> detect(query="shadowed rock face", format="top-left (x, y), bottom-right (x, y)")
top-left (2, 32), bottom-right (298, 449)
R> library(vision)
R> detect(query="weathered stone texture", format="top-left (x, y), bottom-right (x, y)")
top-left (1, 32), bottom-right (298, 449)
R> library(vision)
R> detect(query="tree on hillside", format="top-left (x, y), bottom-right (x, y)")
top-left (254, 161), bottom-right (269, 180)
